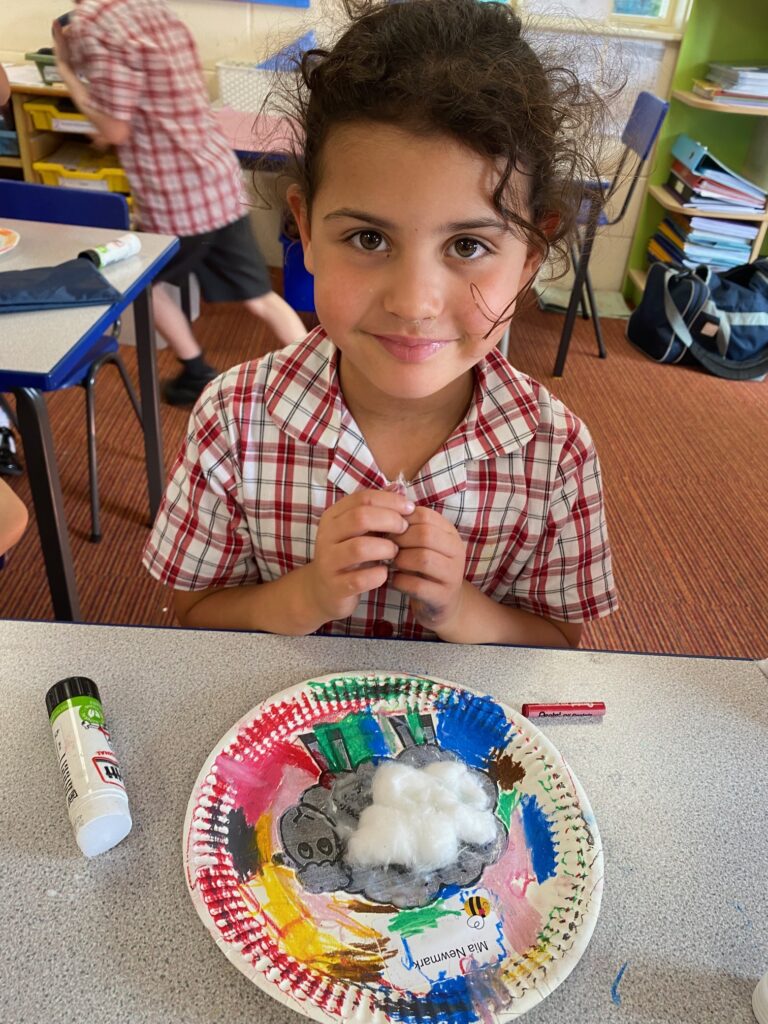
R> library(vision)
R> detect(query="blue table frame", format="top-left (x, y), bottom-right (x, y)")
top-left (0, 223), bottom-right (179, 620)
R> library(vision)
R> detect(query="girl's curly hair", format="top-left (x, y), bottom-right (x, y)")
top-left (269, 0), bottom-right (615, 305)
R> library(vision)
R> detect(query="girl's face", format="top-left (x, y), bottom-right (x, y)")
top-left (288, 123), bottom-right (540, 411)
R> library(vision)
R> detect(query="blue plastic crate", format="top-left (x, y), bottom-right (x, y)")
top-left (0, 130), bottom-right (20, 157)
top-left (280, 234), bottom-right (315, 313)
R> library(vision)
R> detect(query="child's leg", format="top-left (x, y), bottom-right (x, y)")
top-left (0, 401), bottom-right (22, 477)
top-left (244, 291), bottom-right (307, 347)
top-left (152, 285), bottom-right (217, 406)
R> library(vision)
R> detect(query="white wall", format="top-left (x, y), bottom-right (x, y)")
top-left (1, 0), bottom-right (677, 287)
top-left (0, 0), bottom-right (316, 78)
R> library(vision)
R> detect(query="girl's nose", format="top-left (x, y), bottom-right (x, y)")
top-left (382, 254), bottom-right (443, 325)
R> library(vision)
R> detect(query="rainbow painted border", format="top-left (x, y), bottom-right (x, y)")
top-left (184, 672), bottom-right (603, 1023)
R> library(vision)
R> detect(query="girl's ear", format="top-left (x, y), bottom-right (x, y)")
top-left (523, 212), bottom-right (560, 279)
top-left (286, 184), bottom-right (314, 274)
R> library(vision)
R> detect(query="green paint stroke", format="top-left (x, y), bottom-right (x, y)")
top-left (406, 710), bottom-right (426, 745)
top-left (389, 903), bottom-right (463, 939)
top-left (496, 788), bottom-right (522, 828)
top-left (307, 675), bottom-right (453, 705)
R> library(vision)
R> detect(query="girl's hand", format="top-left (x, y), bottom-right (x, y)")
top-left (304, 489), bottom-right (414, 624)
top-left (389, 507), bottom-right (468, 634)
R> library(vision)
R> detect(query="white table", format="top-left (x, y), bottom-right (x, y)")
top-left (0, 219), bottom-right (178, 619)
top-left (1, 620), bottom-right (766, 1024)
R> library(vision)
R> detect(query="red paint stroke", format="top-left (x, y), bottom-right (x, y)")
top-left (192, 689), bottom-right (380, 1017)
top-left (216, 740), bottom-right (319, 825)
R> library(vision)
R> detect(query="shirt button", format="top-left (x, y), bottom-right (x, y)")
top-left (372, 620), bottom-right (394, 638)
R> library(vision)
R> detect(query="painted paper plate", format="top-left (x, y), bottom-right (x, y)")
top-left (0, 228), bottom-right (19, 256)
top-left (184, 672), bottom-right (603, 1023)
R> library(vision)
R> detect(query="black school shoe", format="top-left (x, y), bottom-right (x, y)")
top-left (0, 427), bottom-right (22, 477)
top-left (161, 367), bottom-right (218, 407)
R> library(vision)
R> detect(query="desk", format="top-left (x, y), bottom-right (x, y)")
top-left (0, 220), bottom-right (178, 620)
top-left (1, 620), bottom-right (766, 1024)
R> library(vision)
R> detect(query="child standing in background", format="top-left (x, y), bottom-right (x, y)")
top-left (53, 0), bottom-right (307, 406)
top-left (144, 0), bottom-right (618, 646)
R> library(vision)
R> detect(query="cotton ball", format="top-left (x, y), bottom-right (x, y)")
top-left (424, 761), bottom-right (491, 810)
top-left (345, 760), bottom-right (498, 873)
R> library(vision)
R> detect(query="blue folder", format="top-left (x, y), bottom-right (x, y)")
top-left (671, 134), bottom-right (766, 199)
top-left (0, 258), bottom-right (121, 314)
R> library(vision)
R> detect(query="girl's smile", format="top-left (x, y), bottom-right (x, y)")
top-left (369, 333), bottom-right (457, 363)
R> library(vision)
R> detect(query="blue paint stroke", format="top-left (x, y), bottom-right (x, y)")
top-left (611, 961), bottom-right (629, 1005)
top-left (434, 691), bottom-right (512, 769)
top-left (727, 899), bottom-right (753, 929)
top-left (382, 974), bottom-right (479, 1024)
top-left (520, 794), bottom-right (557, 883)
top-left (356, 708), bottom-right (392, 761)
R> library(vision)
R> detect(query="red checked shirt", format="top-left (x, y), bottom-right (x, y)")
top-left (68, 0), bottom-right (243, 235)
top-left (143, 329), bottom-right (618, 639)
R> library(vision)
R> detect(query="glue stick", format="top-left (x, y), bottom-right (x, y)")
top-left (78, 233), bottom-right (141, 269)
top-left (46, 676), bottom-right (132, 858)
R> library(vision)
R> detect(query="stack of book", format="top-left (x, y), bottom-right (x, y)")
top-left (692, 62), bottom-right (768, 107)
top-left (664, 134), bottom-right (767, 214)
top-left (647, 214), bottom-right (758, 271)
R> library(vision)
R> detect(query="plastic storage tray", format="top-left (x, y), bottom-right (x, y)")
top-left (0, 129), bottom-right (20, 157)
top-left (23, 100), bottom-right (95, 135)
top-left (33, 141), bottom-right (130, 194)
top-left (216, 61), bottom-right (284, 113)
top-left (24, 51), bottom-right (63, 85)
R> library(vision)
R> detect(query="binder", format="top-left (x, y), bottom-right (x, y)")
top-left (670, 161), bottom-right (764, 205)
top-left (665, 172), bottom-right (764, 212)
top-left (671, 134), bottom-right (766, 203)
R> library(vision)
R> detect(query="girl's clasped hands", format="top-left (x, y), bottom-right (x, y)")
top-left (305, 491), bottom-right (467, 635)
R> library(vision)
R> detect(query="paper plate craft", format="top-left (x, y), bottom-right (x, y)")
top-left (0, 228), bottom-right (20, 257)
top-left (184, 672), bottom-right (603, 1023)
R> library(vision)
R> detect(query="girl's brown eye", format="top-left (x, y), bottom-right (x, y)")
top-left (358, 230), bottom-right (383, 250)
top-left (454, 238), bottom-right (481, 258)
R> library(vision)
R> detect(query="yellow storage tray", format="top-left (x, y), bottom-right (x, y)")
top-left (33, 141), bottom-right (129, 194)
top-left (24, 100), bottom-right (95, 135)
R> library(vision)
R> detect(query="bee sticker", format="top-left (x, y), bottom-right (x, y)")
top-left (463, 894), bottom-right (491, 929)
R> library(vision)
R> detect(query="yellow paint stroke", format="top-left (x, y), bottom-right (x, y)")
top-left (244, 814), bottom-right (391, 983)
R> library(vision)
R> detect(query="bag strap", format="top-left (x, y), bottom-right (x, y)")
top-left (662, 275), bottom-right (768, 381)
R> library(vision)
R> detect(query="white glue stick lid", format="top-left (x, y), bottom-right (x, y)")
top-left (754, 972), bottom-right (768, 1024)
top-left (75, 793), bottom-right (132, 858)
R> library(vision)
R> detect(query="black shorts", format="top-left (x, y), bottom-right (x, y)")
top-left (156, 215), bottom-right (271, 302)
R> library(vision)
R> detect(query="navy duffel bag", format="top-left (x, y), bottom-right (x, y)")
top-left (627, 259), bottom-right (768, 381)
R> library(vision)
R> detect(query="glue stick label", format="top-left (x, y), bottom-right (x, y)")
top-left (84, 233), bottom-right (141, 269)
top-left (50, 696), bottom-right (127, 809)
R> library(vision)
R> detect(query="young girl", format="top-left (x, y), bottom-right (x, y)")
top-left (143, 0), bottom-right (618, 646)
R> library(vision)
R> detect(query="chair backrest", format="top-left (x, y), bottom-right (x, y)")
top-left (0, 180), bottom-right (129, 230)
top-left (621, 91), bottom-right (670, 161)
top-left (603, 91), bottom-right (669, 225)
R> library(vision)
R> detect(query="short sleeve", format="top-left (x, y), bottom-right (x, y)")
top-left (142, 386), bottom-right (261, 591)
top-left (70, 18), bottom-right (143, 123)
top-left (504, 427), bottom-right (618, 622)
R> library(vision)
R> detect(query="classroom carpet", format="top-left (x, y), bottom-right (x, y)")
top-left (1, 296), bottom-right (766, 660)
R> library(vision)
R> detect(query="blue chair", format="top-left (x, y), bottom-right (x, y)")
top-left (552, 91), bottom-right (669, 376)
top-left (0, 180), bottom-right (142, 541)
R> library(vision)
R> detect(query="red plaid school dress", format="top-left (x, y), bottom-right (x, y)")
top-left (69, 0), bottom-right (244, 235)
top-left (143, 329), bottom-right (618, 639)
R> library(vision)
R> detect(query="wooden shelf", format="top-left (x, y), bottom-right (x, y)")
top-left (0, 156), bottom-right (22, 169)
top-left (672, 89), bottom-right (768, 117)
top-left (628, 268), bottom-right (647, 293)
top-left (648, 184), bottom-right (767, 222)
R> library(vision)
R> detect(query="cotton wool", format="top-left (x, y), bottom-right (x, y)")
top-left (345, 760), bottom-right (497, 873)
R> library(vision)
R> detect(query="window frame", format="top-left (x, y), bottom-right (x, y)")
top-left (511, 0), bottom-right (693, 38)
